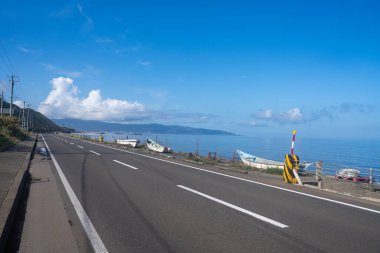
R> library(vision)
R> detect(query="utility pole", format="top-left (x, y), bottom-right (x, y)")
top-left (30, 110), bottom-right (33, 131)
top-left (9, 75), bottom-right (14, 116)
top-left (22, 101), bottom-right (25, 130)
top-left (0, 90), bottom-right (3, 118)
top-left (18, 105), bottom-right (21, 121)
top-left (26, 104), bottom-right (30, 131)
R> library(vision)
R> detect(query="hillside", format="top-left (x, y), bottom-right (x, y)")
top-left (1, 99), bottom-right (63, 132)
top-left (0, 99), bottom-right (65, 151)
top-left (53, 118), bottom-right (236, 136)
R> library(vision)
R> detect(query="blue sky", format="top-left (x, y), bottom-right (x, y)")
top-left (0, 0), bottom-right (379, 139)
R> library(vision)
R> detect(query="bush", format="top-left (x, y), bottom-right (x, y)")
top-left (0, 117), bottom-right (29, 152)
top-left (0, 117), bottom-right (28, 140)
top-left (0, 134), bottom-right (12, 151)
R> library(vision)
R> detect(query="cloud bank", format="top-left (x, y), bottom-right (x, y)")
top-left (252, 104), bottom-right (375, 125)
top-left (38, 77), bottom-right (145, 121)
top-left (254, 108), bottom-right (305, 123)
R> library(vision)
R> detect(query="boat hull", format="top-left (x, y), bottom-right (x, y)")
top-left (237, 150), bottom-right (311, 171)
top-left (240, 158), bottom-right (283, 170)
top-left (116, 139), bottom-right (140, 147)
top-left (146, 139), bottom-right (172, 153)
top-left (237, 150), bottom-right (283, 170)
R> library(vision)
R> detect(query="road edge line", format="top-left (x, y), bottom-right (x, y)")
top-left (41, 135), bottom-right (108, 253)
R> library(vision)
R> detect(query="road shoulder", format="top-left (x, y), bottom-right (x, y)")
top-left (18, 138), bottom-right (79, 253)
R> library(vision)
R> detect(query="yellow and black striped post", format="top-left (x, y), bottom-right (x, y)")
top-left (283, 153), bottom-right (300, 183)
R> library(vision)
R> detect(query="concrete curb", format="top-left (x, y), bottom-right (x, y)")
top-left (0, 134), bottom-right (38, 252)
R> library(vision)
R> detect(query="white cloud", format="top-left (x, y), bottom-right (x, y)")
top-left (257, 109), bottom-right (273, 119)
top-left (38, 77), bottom-right (145, 121)
top-left (253, 103), bottom-right (375, 125)
top-left (254, 107), bottom-right (305, 123)
top-left (77, 3), bottom-right (93, 31)
top-left (14, 100), bottom-right (25, 108)
top-left (95, 37), bottom-right (113, 44)
top-left (18, 46), bottom-right (40, 55)
top-left (115, 46), bottom-right (141, 56)
top-left (284, 108), bottom-right (304, 121)
top-left (138, 60), bottom-right (152, 67)
top-left (42, 63), bottom-right (100, 78)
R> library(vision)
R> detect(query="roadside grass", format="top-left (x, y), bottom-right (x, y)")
top-left (0, 117), bottom-right (29, 152)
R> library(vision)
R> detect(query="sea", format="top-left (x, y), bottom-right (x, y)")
top-left (76, 132), bottom-right (380, 180)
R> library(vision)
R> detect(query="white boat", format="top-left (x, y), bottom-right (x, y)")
top-left (236, 150), bottom-right (312, 171)
top-left (116, 139), bottom-right (140, 147)
top-left (237, 150), bottom-right (283, 170)
top-left (146, 138), bottom-right (171, 153)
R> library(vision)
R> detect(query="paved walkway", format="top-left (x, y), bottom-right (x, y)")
top-left (18, 138), bottom-right (79, 253)
top-left (0, 135), bottom-right (36, 208)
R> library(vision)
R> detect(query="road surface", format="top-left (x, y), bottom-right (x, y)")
top-left (40, 133), bottom-right (380, 252)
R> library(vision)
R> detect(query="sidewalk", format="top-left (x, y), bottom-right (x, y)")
top-left (17, 137), bottom-right (78, 253)
top-left (0, 134), bottom-right (37, 251)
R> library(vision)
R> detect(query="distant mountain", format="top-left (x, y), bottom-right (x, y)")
top-left (52, 118), bottom-right (236, 136)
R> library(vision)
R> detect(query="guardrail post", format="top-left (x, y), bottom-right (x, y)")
top-left (316, 161), bottom-right (323, 189)
top-left (369, 168), bottom-right (373, 186)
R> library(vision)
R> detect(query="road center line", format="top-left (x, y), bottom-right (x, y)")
top-left (89, 150), bottom-right (101, 156)
top-left (69, 142), bottom-right (74, 145)
top-left (41, 135), bottom-right (108, 253)
top-left (73, 138), bottom-right (380, 215)
top-left (178, 185), bottom-right (288, 228)
top-left (77, 145), bottom-right (84, 149)
top-left (113, 160), bottom-right (139, 170)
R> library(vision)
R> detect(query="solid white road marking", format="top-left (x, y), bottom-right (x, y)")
top-left (113, 160), bottom-right (139, 170)
top-left (178, 185), bottom-right (288, 228)
top-left (89, 150), bottom-right (101, 156)
top-left (71, 137), bottom-right (380, 215)
top-left (41, 135), bottom-right (108, 253)
top-left (77, 145), bottom-right (84, 149)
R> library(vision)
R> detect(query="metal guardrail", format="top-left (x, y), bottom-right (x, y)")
top-left (303, 161), bottom-right (380, 189)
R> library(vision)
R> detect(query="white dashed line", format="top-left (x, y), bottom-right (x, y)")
top-left (113, 160), bottom-right (139, 170)
top-left (76, 138), bottom-right (380, 215)
top-left (89, 150), bottom-right (101, 156)
top-left (178, 185), bottom-right (288, 228)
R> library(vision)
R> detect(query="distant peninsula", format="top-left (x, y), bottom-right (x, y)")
top-left (52, 119), bottom-right (236, 136)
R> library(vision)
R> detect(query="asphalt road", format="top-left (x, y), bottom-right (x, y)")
top-left (41, 133), bottom-right (380, 253)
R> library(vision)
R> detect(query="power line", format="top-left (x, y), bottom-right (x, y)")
top-left (0, 80), bottom-right (9, 92)
top-left (0, 41), bottom-right (17, 74)
top-left (0, 62), bottom-right (7, 77)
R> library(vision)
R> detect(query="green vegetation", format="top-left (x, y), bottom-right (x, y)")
top-left (0, 99), bottom-right (66, 151)
top-left (265, 167), bottom-right (283, 175)
top-left (0, 116), bottom-right (28, 151)
top-left (1, 98), bottom-right (64, 133)
top-left (231, 162), bottom-right (284, 175)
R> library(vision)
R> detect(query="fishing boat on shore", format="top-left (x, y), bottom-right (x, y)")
top-left (237, 150), bottom-right (283, 170)
top-left (112, 136), bottom-right (140, 147)
top-left (146, 138), bottom-right (172, 153)
top-left (116, 139), bottom-right (140, 147)
top-left (236, 150), bottom-right (312, 171)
